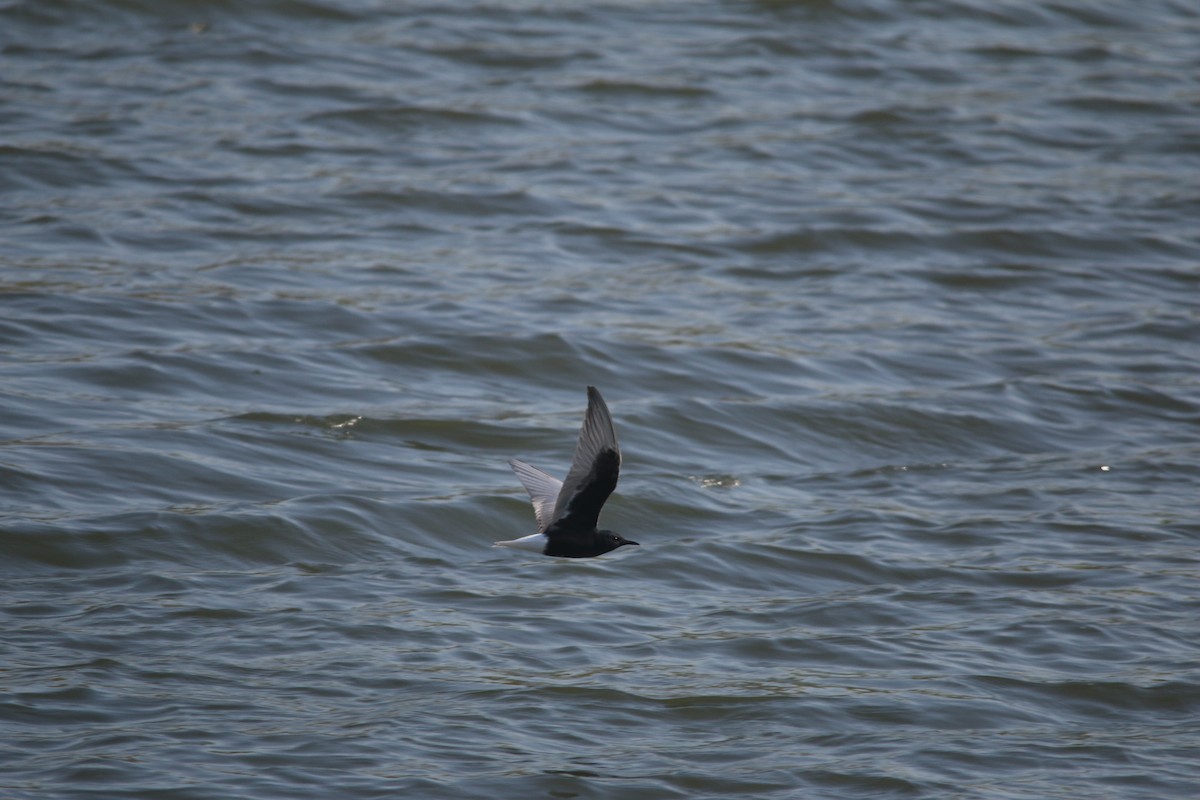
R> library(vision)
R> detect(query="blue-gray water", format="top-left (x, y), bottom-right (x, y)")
top-left (2, 1), bottom-right (1199, 798)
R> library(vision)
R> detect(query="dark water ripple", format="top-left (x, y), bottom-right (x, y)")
top-left (3, 0), bottom-right (1200, 798)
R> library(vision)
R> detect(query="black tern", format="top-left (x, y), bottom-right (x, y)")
top-left (495, 386), bottom-right (639, 558)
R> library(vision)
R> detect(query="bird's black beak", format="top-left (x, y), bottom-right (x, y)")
top-left (623, 540), bottom-right (640, 547)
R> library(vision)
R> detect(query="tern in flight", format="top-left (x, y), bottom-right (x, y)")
top-left (495, 386), bottom-right (638, 558)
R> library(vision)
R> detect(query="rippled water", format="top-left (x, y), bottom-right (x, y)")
top-left (3, 1), bottom-right (1199, 798)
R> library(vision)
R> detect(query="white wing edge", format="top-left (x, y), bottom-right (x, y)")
top-left (493, 532), bottom-right (549, 552)
top-left (508, 459), bottom-right (563, 534)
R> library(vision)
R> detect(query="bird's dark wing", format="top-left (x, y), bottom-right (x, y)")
top-left (549, 386), bottom-right (621, 533)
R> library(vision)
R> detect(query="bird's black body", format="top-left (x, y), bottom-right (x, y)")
top-left (543, 528), bottom-right (635, 559)
top-left (496, 387), bottom-right (639, 558)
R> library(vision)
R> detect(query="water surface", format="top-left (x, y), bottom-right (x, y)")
top-left (2, 1), bottom-right (1198, 798)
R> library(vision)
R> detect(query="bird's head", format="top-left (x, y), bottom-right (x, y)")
top-left (597, 530), bottom-right (639, 555)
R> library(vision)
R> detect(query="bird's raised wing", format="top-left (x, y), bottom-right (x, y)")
top-left (550, 386), bottom-right (621, 533)
top-left (509, 459), bottom-right (563, 534)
